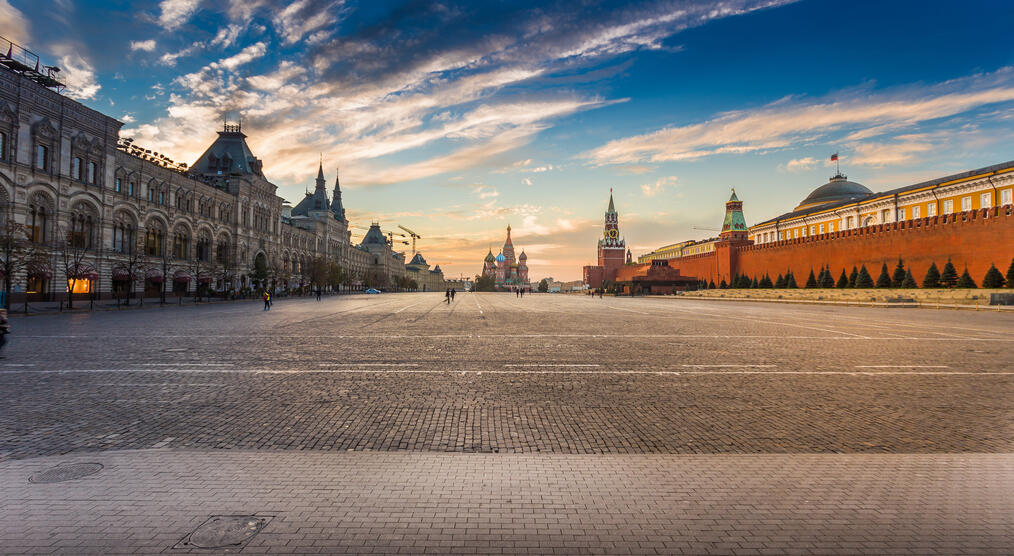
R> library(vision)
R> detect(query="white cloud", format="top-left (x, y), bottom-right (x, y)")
top-left (120, 113), bottom-right (136, 123)
top-left (641, 175), bottom-right (677, 197)
top-left (158, 0), bottom-right (201, 31)
top-left (129, 39), bottom-right (157, 52)
top-left (48, 44), bottom-right (101, 100)
top-left (585, 67), bottom-right (1014, 166)
top-left (849, 137), bottom-right (934, 167)
top-left (522, 177), bottom-right (533, 186)
top-left (0, 0), bottom-right (30, 45)
top-left (782, 156), bottom-right (817, 172)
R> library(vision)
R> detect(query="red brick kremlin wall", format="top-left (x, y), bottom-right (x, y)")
top-left (660, 206), bottom-right (1014, 285)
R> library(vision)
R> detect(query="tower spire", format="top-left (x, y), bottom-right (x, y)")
top-left (315, 154), bottom-right (325, 191)
top-left (330, 166), bottom-right (346, 221)
top-left (608, 188), bottom-right (615, 213)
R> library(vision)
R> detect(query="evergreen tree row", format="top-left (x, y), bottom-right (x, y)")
top-left (699, 258), bottom-right (1014, 289)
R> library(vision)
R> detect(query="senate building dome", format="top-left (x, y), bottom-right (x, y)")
top-left (795, 173), bottom-right (872, 211)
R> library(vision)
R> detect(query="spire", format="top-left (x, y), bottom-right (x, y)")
top-left (728, 188), bottom-right (740, 202)
top-left (607, 188), bottom-right (615, 213)
top-left (315, 156), bottom-right (326, 192)
top-left (721, 188), bottom-right (747, 240)
top-left (330, 166), bottom-right (346, 221)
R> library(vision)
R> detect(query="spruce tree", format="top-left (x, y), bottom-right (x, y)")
top-left (805, 269), bottom-right (818, 288)
top-left (751, 276), bottom-right (759, 288)
top-left (876, 263), bottom-right (892, 288)
top-left (742, 274), bottom-right (753, 288)
top-left (848, 266), bottom-right (859, 288)
top-left (760, 274), bottom-right (773, 288)
top-left (708, 279), bottom-right (716, 289)
top-left (821, 267), bottom-right (835, 288)
top-left (956, 268), bottom-right (977, 288)
top-left (901, 269), bottom-right (918, 288)
top-left (786, 271), bottom-right (799, 289)
top-left (774, 274), bottom-right (785, 288)
top-left (940, 259), bottom-right (958, 288)
top-left (982, 264), bottom-right (1006, 288)
top-left (1006, 258), bottom-right (1014, 288)
top-left (719, 279), bottom-right (727, 289)
top-left (836, 269), bottom-right (849, 288)
top-left (856, 265), bottom-right (875, 288)
top-left (891, 258), bottom-right (906, 288)
top-left (922, 262), bottom-right (941, 288)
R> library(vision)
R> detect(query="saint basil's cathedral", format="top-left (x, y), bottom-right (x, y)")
top-left (482, 225), bottom-right (531, 291)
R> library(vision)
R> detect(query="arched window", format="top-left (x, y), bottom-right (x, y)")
top-left (112, 213), bottom-right (136, 254)
top-left (145, 222), bottom-right (165, 256)
top-left (86, 161), bottom-right (97, 184)
top-left (196, 232), bottom-right (210, 262)
top-left (172, 228), bottom-right (190, 259)
top-left (71, 156), bottom-right (82, 180)
top-left (216, 238), bottom-right (230, 265)
top-left (28, 195), bottom-right (51, 243)
top-left (68, 203), bottom-right (97, 249)
top-left (34, 144), bottom-right (49, 170)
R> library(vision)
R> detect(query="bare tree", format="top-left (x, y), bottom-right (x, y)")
top-left (117, 234), bottom-right (150, 305)
top-left (0, 219), bottom-right (36, 309)
top-left (57, 224), bottom-right (95, 310)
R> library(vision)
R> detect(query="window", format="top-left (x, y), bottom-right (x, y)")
top-left (846, 216), bottom-right (854, 229)
top-left (809, 226), bottom-right (815, 236)
top-left (828, 222), bottom-right (834, 232)
top-left (71, 157), bottom-right (82, 180)
top-left (927, 203), bottom-right (937, 216)
top-left (69, 206), bottom-right (96, 249)
top-left (115, 178), bottom-right (122, 193)
top-left (981, 192), bottom-right (991, 209)
top-left (128, 181), bottom-right (135, 196)
top-left (912, 205), bottom-right (921, 219)
top-left (1002, 189), bottom-right (1013, 206)
top-left (818, 223), bottom-right (825, 234)
top-left (196, 237), bottom-right (210, 261)
top-left (792, 229), bottom-right (798, 239)
top-left (943, 200), bottom-right (953, 214)
top-left (172, 233), bottom-right (189, 259)
top-left (778, 231), bottom-right (784, 240)
top-left (28, 203), bottom-right (47, 243)
top-left (146, 229), bottom-right (164, 256)
top-left (961, 196), bottom-right (971, 212)
top-left (897, 208), bottom-right (905, 221)
top-left (87, 161), bottom-right (97, 184)
top-left (881, 209), bottom-right (890, 223)
top-left (0, 131), bottom-right (6, 160)
top-left (112, 221), bottom-right (135, 253)
top-left (35, 145), bottom-right (48, 170)
top-left (148, 187), bottom-right (155, 202)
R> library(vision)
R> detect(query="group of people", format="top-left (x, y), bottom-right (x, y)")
top-left (445, 288), bottom-right (456, 303)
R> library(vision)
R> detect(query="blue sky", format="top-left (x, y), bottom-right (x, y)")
top-left (4, 0), bottom-right (1014, 280)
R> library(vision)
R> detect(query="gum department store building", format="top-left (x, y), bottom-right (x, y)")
top-left (0, 40), bottom-right (447, 303)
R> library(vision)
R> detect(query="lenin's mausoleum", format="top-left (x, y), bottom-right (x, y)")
top-left (584, 160), bottom-right (1014, 293)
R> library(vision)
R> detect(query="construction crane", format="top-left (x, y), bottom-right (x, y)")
top-left (397, 225), bottom-right (422, 255)
top-left (692, 226), bottom-right (720, 232)
top-left (386, 231), bottom-right (409, 248)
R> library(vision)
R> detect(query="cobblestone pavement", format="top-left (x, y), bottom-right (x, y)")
top-left (1, 293), bottom-right (1013, 554)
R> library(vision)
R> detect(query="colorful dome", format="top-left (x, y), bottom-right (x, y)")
top-left (484, 249), bottom-right (495, 262)
top-left (495, 252), bottom-right (506, 262)
top-left (519, 250), bottom-right (527, 261)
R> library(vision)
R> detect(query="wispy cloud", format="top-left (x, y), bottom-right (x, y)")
top-left (781, 156), bottom-right (817, 172)
top-left (158, 0), bottom-right (201, 31)
top-left (0, 0), bottom-right (30, 44)
top-left (584, 67), bottom-right (1014, 166)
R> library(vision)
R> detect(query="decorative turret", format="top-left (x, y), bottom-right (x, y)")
top-left (291, 159), bottom-right (332, 216)
top-left (720, 188), bottom-right (748, 242)
top-left (519, 250), bottom-right (527, 262)
top-left (331, 168), bottom-right (346, 221)
top-left (502, 225), bottom-right (516, 264)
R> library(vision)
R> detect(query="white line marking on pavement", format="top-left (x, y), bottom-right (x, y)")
top-left (1, 363), bottom-right (35, 366)
top-left (7, 368), bottom-right (1014, 376)
top-left (681, 364), bottom-right (776, 368)
top-left (93, 383), bottom-right (226, 386)
top-left (141, 363), bottom-right (234, 367)
top-left (474, 297), bottom-right (484, 314)
top-left (854, 365), bottom-right (950, 368)
top-left (393, 300), bottom-right (426, 314)
top-left (13, 334), bottom-right (1014, 341)
top-left (319, 363), bottom-right (419, 367)
top-left (504, 364), bottom-right (601, 367)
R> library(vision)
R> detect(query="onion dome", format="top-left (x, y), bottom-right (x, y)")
top-left (518, 250), bottom-right (527, 262)
top-left (495, 252), bottom-right (506, 263)
top-left (796, 173), bottom-right (872, 210)
top-left (484, 249), bottom-right (495, 262)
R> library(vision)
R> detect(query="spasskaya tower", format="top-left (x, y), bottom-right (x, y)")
top-left (597, 189), bottom-right (627, 278)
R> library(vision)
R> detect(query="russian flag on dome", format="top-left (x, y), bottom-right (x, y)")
top-left (830, 153), bottom-right (839, 162)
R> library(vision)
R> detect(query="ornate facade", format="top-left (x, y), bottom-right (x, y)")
top-left (0, 48), bottom-right (438, 302)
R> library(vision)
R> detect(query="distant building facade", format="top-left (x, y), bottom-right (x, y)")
top-left (0, 43), bottom-right (442, 302)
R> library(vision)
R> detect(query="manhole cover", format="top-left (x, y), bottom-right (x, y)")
top-left (29, 463), bottom-right (103, 484)
top-left (175, 515), bottom-right (271, 549)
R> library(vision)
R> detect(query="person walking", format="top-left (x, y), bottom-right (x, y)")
top-left (315, 288), bottom-right (322, 301)
top-left (516, 288), bottom-right (519, 298)
top-left (445, 288), bottom-right (451, 304)
top-left (263, 291), bottom-right (271, 311)
top-left (0, 309), bottom-right (9, 358)
top-left (520, 288), bottom-right (524, 298)
top-left (450, 288), bottom-right (456, 301)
